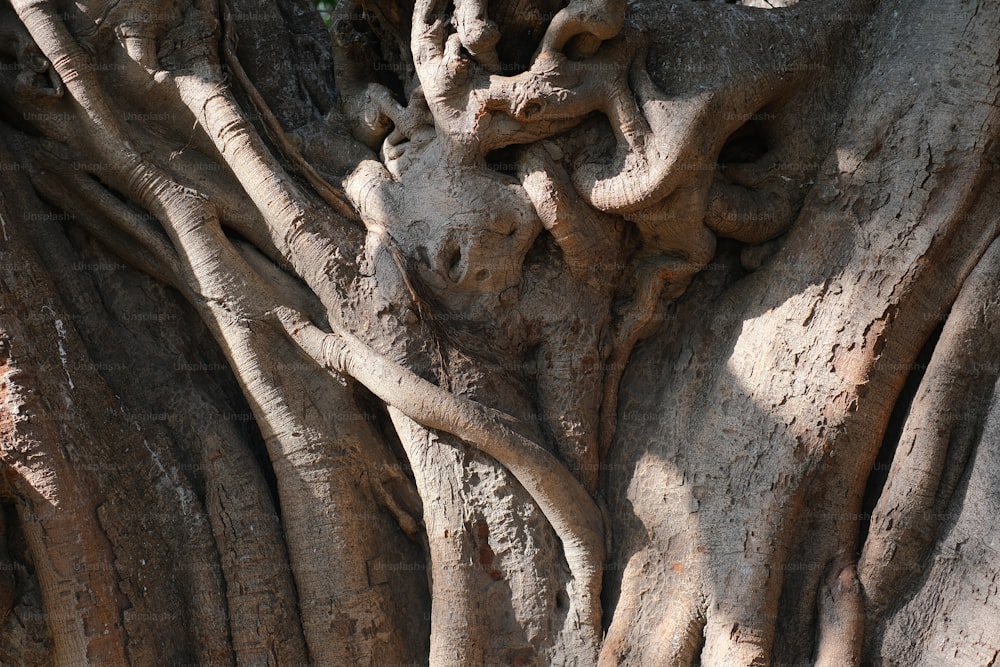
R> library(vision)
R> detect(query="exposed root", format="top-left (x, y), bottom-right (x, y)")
top-left (409, 0), bottom-right (641, 157)
top-left (569, 60), bottom-right (707, 215)
top-left (26, 160), bottom-right (183, 288)
top-left (453, 0), bottom-right (500, 72)
top-left (518, 142), bottom-right (620, 286)
top-left (536, 0), bottom-right (626, 59)
top-left (283, 312), bottom-right (606, 610)
top-left (815, 555), bottom-right (863, 667)
top-left (599, 255), bottom-right (702, 456)
top-left (221, 4), bottom-right (358, 221)
top-left (704, 158), bottom-right (797, 244)
top-left (859, 235), bottom-right (1000, 615)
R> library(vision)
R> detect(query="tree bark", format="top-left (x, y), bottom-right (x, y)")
top-left (0, 0), bottom-right (997, 665)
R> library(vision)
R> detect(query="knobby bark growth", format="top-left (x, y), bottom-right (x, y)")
top-left (0, 0), bottom-right (997, 665)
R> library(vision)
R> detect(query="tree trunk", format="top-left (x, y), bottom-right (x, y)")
top-left (0, 0), bottom-right (996, 665)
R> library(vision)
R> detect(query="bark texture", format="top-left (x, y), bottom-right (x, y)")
top-left (0, 0), bottom-right (997, 665)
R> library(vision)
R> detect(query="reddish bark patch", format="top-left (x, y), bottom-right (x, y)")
top-left (470, 519), bottom-right (503, 580)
